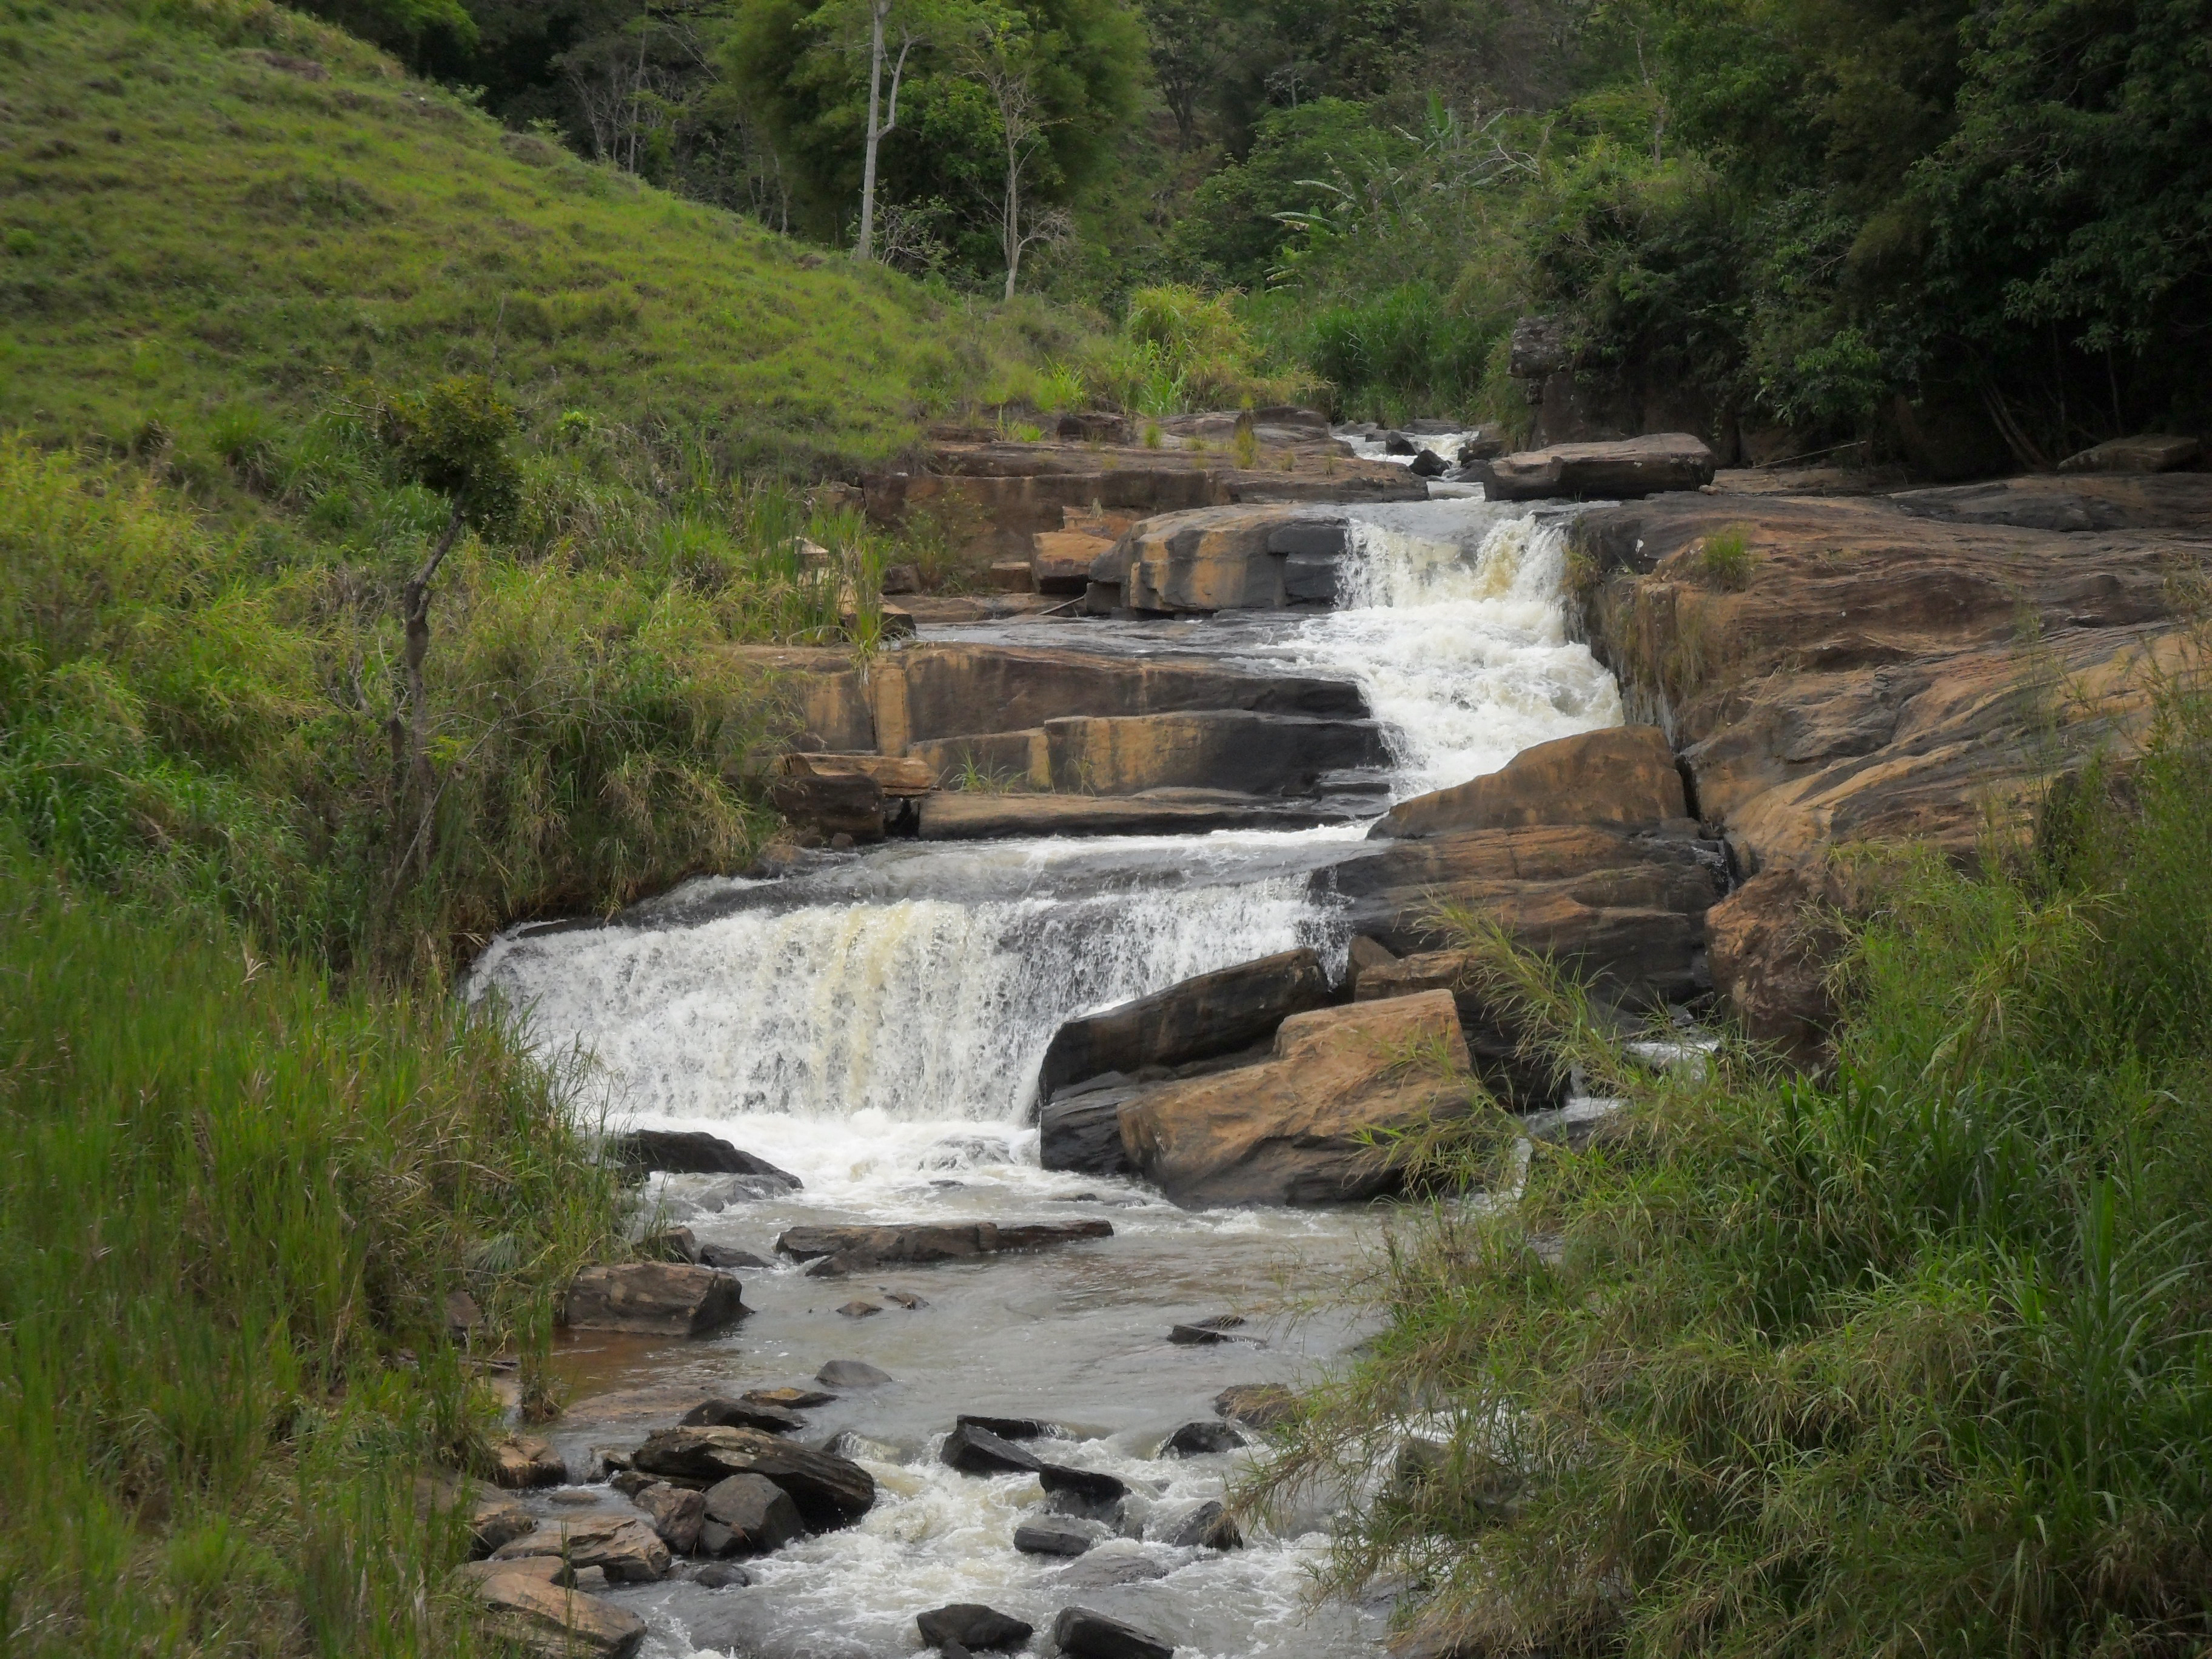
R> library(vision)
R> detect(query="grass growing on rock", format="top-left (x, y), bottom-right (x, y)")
top-left (1253, 645), bottom-right (2212, 1655)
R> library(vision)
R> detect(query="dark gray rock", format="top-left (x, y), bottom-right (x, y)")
top-left (1051, 1549), bottom-right (1171, 1588)
top-left (1053, 1606), bottom-right (1175, 1659)
top-left (1038, 1089), bottom-right (1139, 1176)
top-left (916, 1604), bottom-right (1033, 1652)
top-left (698, 1245), bottom-right (775, 1270)
top-left (631, 1426), bottom-right (873, 1529)
top-left (632, 1482), bottom-right (705, 1554)
top-left (605, 1130), bottom-right (803, 1185)
top-left (1409, 448), bottom-right (1449, 478)
top-left (956, 1413), bottom-right (1057, 1440)
top-left (1162, 1421), bottom-right (1245, 1456)
top-left (680, 1398), bottom-right (803, 1433)
top-left (1037, 948), bottom-right (1332, 1102)
top-left (692, 1563), bottom-right (751, 1589)
top-left (1215, 1384), bottom-right (1296, 1429)
top-left (1038, 1463), bottom-right (1127, 1521)
top-left (1167, 1315), bottom-right (1252, 1346)
top-left (1890, 481), bottom-right (2130, 532)
top-left (701, 1473), bottom-right (806, 1555)
top-left (816, 1359), bottom-right (893, 1388)
top-left (1013, 1519), bottom-right (1097, 1557)
top-left (941, 1423), bottom-right (1044, 1476)
top-left (779, 1221), bottom-right (1113, 1275)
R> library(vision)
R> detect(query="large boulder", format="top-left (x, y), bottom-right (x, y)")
top-left (1485, 433), bottom-right (1717, 501)
top-left (629, 1426), bottom-right (875, 1529)
top-left (630, 1482), bottom-right (705, 1554)
top-left (1370, 725), bottom-right (1684, 839)
top-left (1118, 991), bottom-right (1473, 1207)
top-left (917, 1604), bottom-right (1035, 1653)
top-left (1704, 864), bottom-right (1842, 1067)
top-left (1041, 710), bottom-right (1389, 796)
top-left (1037, 947), bottom-right (1332, 1102)
top-left (1099, 504), bottom-right (1356, 612)
top-left (1053, 1606), bottom-right (1176, 1659)
top-left (469, 1571), bottom-right (648, 1659)
top-left (603, 1130), bottom-right (802, 1191)
top-left (1037, 1084), bottom-right (1141, 1176)
top-left (563, 1263), bottom-right (746, 1338)
top-left (701, 1472), bottom-right (807, 1555)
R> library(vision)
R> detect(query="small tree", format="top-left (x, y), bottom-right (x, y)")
top-left (852, 0), bottom-right (920, 261)
top-left (960, 12), bottom-right (1067, 299)
top-left (377, 377), bottom-right (520, 876)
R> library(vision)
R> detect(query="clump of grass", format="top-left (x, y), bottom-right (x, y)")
top-left (0, 848), bottom-right (627, 1655)
top-left (1233, 411), bottom-right (1260, 469)
top-left (1698, 524), bottom-right (1754, 589)
top-left (1250, 649), bottom-right (2212, 1657)
top-left (1144, 419), bottom-right (1164, 449)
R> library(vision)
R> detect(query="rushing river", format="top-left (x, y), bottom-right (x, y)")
top-left (466, 496), bottom-right (1620, 1659)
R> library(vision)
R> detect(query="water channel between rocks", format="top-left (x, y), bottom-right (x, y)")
top-left (466, 495), bottom-right (1623, 1659)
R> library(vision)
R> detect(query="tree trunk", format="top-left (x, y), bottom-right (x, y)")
top-left (1000, 124), bottom-right (1021, 300)
top-left (856, 0), bottom-right (909, 262)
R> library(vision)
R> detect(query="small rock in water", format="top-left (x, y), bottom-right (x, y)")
top-left (692, 1563), bottom-right (751, 1589)
top-left (1053, 1605), bottom-right (1175, 1659)
top-left (942, 1423), bottom-right (1043, 1476)
top-left (816, 1359), bottom-right (894, 1388)
top-left (882, 1290), bottom-right (928, 1309)
top-left (916, 1603), bottom-right (1034, 1652)
top-left (837, 1299), bottom-right (883, 1318)
top-left (1038, 1462), bottom-right (1127, 1520)
top-left (488, 1433), bottom-right (566, 1490)
top-left (1409, 447), bottom-right (1449, 477)
top-left (1215, 1382), bottom-right (1296, 1429)
top-left (1167, 1313), bottom-right (1258, 1346)
top-left (698, 1244), bottom-right (774, 1270)
top-left (608, 1469), bottom-right (657, 1499)
top-left (550, 1487), bottom-right (598, 1506)
top-left (639, 1225), bottom-right (703, 1263)
top-left (631, 1482), bottom-right (705, 1554)
top-left (1163, 1420), bottom-right (1245, 1457)
top-left (1013, 1518), bottom-right (1097, 1556)
top-left (1053, 1546), bottom-right (1171, 1588)
top-left (1159, 1498), bottom-right (1243, 1550)
top-left (680, 1398), bottom-right (803, 1433)
top-left (744, 1387), bottom-right (835, 1410)
top-left (823, 1429), bottom-right (905, 1463)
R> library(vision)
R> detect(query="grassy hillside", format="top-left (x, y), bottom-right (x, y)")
top-left (0, 0), bottom-right (1057, 471)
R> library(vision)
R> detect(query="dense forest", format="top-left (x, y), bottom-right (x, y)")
top-left (317, 0), bottom-right (2212, 464)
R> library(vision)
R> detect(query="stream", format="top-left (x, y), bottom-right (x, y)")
top-left (464, 494), bottom-right (1621, 1658)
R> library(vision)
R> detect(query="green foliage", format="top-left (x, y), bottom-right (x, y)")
top-left (1697, 524), bottom-right (1752, 587)
top-left (1304, 283), bottom-right (1503, 421)
top-left (1076, 283), bottom-right (1306, 412)
top-left (1252, 652), bottom-right (2212, 1655)
top-left (0, 851), bottom-right (627, 1654)
top-left (378, 376), bottom-right (522, 532)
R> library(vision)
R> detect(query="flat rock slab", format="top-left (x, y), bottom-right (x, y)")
top-left (680, 1397), bottom-right (803, 1433)
top-left (2059, 433), bottom-right (2202, 474)
top-left (1486, 432), bottom-right (1717, 501)
top-left (631, 1426), bottom-right (875, 1529)
top-left (472, 1571), bottom-right (648, 1659)
top-left (776, 1220), bottom-right (1111, 1275)
top-left (917, 788), bottom-right (1363, 841)
top-left (565, 1263), bottom-right (746, 1338)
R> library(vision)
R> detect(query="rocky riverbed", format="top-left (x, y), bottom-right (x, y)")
top-left (455, 424), bottom-right (2211, 1659)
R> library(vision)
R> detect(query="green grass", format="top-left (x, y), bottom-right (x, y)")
top-left (0, 844), bottom-right (629, 1656)
top-left (1254, 642), bottom-right (2212, 1657)
top-left (0, 0), bottom-right (1053, 472)
top-left (1698, 525), bottom-right (1755, 589)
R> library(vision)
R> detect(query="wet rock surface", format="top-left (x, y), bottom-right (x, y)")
top-left (564, 1263), bottom-right (747, 1338)
top-left (916, 1603), bottom-right (1035, 1652)
top-left (630, 1426), bottom-right (875, 1529)
top-left (604, 1130), bottom-right (803, 1188)
top-left (1371, 725), bottom-right (1684, 839)
top-left (776, 1219), bottom-right (1113, 1275)
top-left (1054, 1605), bottom-right (1177, 1659)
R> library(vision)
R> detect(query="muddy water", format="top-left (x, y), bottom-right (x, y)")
top-left (467, 498), bottom-right (1617, 1658)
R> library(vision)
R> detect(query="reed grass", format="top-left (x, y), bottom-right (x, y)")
top-left (1251, 645), bottom-right (2212, 1657)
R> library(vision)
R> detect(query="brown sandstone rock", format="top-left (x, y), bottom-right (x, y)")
top-left (1704, 866), bottom-right (1841, 1068)
top-left (491, 1514), bottom-right (672, 1582)
top-left (488, 1434), bottom-right (567, 1490)
top-left (1118, 991), bottom-right (1473, 1207)
top-left (1108, 503), bottom-right (1356, 612)
top-left (917, 788), bottom-right (1361, 840)
top-left (1042, 709), bottom-right (1389, 796)
top-left (1370, 726), bottom-right (1684, 839)
top-left (563, 1263), bottom-right (746, 1338)
top-left (630, 1481), bottom-right (706, 1555)
top-left (469, 1570), bottom-right (648, 1659)
top-left (1037, 947), bottom-right (1332, 1099)
top-left (773, 1219), bottom-right (1112, 1273)
top-left (2058, 434), bottom-right (2202, 474)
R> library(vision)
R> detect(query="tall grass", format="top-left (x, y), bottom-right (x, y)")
top-left (0, 846), bottom-right (627, 1655)
top-left (1253, 646), bottom-right (2212, 1656)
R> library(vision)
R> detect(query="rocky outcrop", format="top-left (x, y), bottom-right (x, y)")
top-left (469, 1570), bottom-right (648, 1659)
top-left (563, 1263), bottom-right (746, 1337)
top-left (1572, 483), bottom-right (2210, 873)
top-left (1037, 948), bottom-right (1332, 1102)
top-left (1703, 865), bottom-right (1842, 1067)
top-left (490, 1515), bottom-right (672, 1582)
top-left (1324, 821), bottom-right (1728, 1008)
top-left (1118, 991), bottom-right (1475, 1207)
top-left (1083, 504), bottom-right (1356, 612)
top-left (1370, 726), bottom-right (1684, 839)
top-left (1486, 434), bottom-right (1718, 501)
top-left (1042, 709), bottom-right (1389, 795)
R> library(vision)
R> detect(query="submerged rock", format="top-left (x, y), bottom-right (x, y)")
top-left (816, 1359), bottom-right (894, 1388)
top-left (746, 1386), bottom-right (835, 1409)
top-left (1159, 1498), bottom-right (1244, 1549)
top-left (777, 1220), bottom-right (1111, 1275)
top-left (1051, 1545), bottom-right (1172, 1587)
